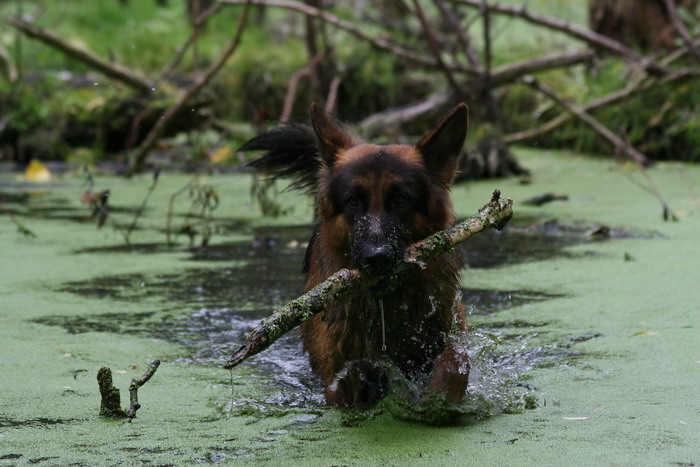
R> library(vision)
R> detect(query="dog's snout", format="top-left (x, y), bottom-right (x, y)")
top-left (363, 244), bottom-right (392, 267)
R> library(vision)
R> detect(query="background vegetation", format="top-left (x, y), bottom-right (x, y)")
top-left (1, 0), bottom-right (699, 171)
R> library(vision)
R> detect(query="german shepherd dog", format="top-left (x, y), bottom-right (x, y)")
top-left (242, 104), bottom-right (470, 409)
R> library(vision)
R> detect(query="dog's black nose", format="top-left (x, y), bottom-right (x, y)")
top-left (363, 245), bottom-right (392, 269)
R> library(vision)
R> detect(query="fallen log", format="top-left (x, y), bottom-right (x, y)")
top-left (224, 190), bottom-right (513, 369)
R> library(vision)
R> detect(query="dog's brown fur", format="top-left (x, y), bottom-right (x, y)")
top-left (243, 104), bottom-right (470, 407)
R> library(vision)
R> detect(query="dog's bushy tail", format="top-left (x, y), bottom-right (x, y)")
top-left (240, 123), bottom-right (321, 193)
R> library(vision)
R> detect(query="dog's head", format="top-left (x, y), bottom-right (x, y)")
top-left (312, 104), bottom-right (469, 274)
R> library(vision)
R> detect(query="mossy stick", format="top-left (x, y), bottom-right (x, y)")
top-left (126, 360), bottom-right (161, 422)
top-left (224, 190), bottom-right (513, 370)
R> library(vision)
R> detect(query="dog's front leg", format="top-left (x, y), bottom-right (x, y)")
top-left (421, 342), bottom-right (470, 404)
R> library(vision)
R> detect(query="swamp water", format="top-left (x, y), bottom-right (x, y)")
top-left (1, 149), bottom-right (699, 465)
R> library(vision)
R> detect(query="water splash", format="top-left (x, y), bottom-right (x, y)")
top-left (379, 299), bottom-right (387, 353)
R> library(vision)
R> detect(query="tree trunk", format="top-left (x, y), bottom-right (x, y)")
top-left (589, 0), bottom-right (679, 50)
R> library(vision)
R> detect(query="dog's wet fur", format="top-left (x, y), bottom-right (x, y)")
top-left (242, 104), bottom-right (470, 407)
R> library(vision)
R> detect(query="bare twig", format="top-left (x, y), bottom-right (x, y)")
top-left (126, 360), bottom-right (161, 421)
top-left (158, 2), bottom-right (223, 82)
top-left (224, 191), bottom-right (513, 369)
top-left (488, 50), bottom-right (595, 86)
top-left (357, 90), bottom-right (452, 136)
top-left (280, 50), bottom-right (328, 122)
top-left (7, 17), bottom-right (153, 93)
top-left (123, 168), bottom-right (161, 246)
top-left (1, 205), bottom-right (36, 237)
top-left (127, 0), bottom-right (252, 174)
top-left (521, 75), bottom-right (650, 167)
top-left (449, 0), bottom-right (667, 74)
top-left (662, 0), bottom-right (700, 65)
top-left (220, 0), bottom-right (479, 73)
top-left (435, 0), bottom-right (482, 70)
top-left (325, 74), bottom-right (343, 115)
top-left (522, 75), bottom-right (677, 220)
top-left (505, 67), bottom-right (698, 144)
top-left (357, 50), bottom-right (594, 136)
top-left (413, 0), bottom-right (463, 97)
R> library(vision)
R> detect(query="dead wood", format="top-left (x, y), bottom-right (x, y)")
top-left (505, 67), bottom-right (699, 144)
top-left (357, 50), bottom-right (593, 137)
top-left (517, 75), bottom-right (677, 219)
top-left (357, 90), bottom-right (452, 136)
top-left (7, 17), bottom-right (153, 93)
top-left (158, 2), bottom-right (224, 82)
top-left (224, 191), bottom-right (513, 370)
top-left (449, 0), bottom-right (667, 74)
top-left (280, 50), bottom-right (328, 122)
top-left (413, 0), bottom-right (463, 98)
top-left (220, 0), bottom-right (478, 74)
top-left (127, 0), bottom-right (252, 174)
top-left (126, 360), bottom-right (161, 421)
top-left (521, 75), bottom-right (650, 167)
top-left (97, 361), bottom-right (161, 421)
top-left (662, 0), bottom-right (700, 65)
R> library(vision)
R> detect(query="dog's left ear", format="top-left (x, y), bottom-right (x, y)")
top-left (310, 103), bottom-right (356, 166)
top-left (415, 103), bottom-right (469, 185)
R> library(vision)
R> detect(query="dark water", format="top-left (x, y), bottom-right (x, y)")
top-left (30, 219), bottom-right (638, 420)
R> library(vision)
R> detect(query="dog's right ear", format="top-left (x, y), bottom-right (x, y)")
top-left (310, 103), bottom-right (356, 166)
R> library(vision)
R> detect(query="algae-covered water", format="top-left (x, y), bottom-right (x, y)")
top-left (1, 149), bottom-right (699, 465)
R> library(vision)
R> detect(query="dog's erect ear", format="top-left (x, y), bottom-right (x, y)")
top-left (415, 103), bottom-right (469, 185)
top-left (310, 103), bottom-right (356, 166)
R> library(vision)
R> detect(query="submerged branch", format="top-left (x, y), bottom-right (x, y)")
top-left (224, 191), bottom-right (513, 370)
top-left (126, 360), bottom-right (161, 422)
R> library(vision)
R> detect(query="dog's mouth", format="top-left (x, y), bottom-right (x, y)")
top-left (364, 275), bottom-right (398, 297)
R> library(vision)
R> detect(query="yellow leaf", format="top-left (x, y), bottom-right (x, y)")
top-left (25, 159), bottom-right (52, 182)
top-left (208, 146), bottom-right (232, 164)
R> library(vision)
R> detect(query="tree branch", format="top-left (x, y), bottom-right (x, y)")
top-left (280, 50), bottom-right (328, 122)
top-left (357, 50), bottom-right (594, 136)
top-left (488, 50), bottom-right (594, 86)
top-left (413, 0), bottom-right (464, 97)
top-left (6, 17), bottom-right (153, 93)
top-left (157, 2), bottom-right (224, 82)
top-left (224, 191), bottom-right (513, 369)
top-left (662, 0), bottom-right (700, 65)
top-left (220, 0), bottom-right (479, 74)
top-left (505, 68), bottom-right (699, 144)
top-left (126, 360), bottom-right (161, 421)
top-left (127, 0), bottom-right (252, 174)
top-left (521, 75), bottom-right (650, 167)
top-left (449, 0), bottom-right (667, 74)
top-left (357, 90), bottom-right (452, 136)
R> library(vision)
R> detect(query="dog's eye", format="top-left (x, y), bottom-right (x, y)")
top-left (346, 195), bottom-right (360, 207)
top-left (393, 194), bottom-right (406, 205)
